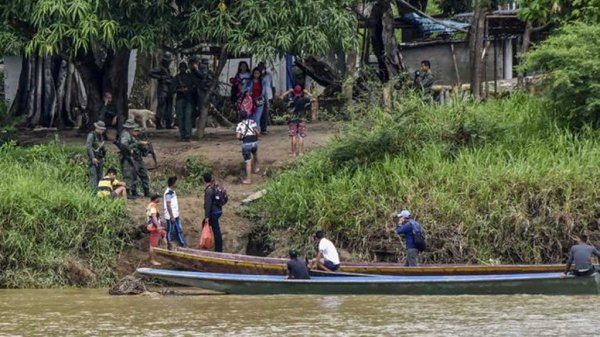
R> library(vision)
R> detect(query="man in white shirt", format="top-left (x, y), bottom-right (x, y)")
top-left (309, 230), bottom-right (341, 272)
top-left (164, 176), bottom-right (186, 249)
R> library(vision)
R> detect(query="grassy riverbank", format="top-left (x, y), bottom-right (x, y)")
top-left (0, 142), bottom-right (131, 287)
top-left (249, 93), bottom-right (600, 264)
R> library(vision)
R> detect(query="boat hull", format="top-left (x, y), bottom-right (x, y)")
top-left (137, 268), bottom-right (600, 295)
top-left (153, 247), bottom-right (566, 276)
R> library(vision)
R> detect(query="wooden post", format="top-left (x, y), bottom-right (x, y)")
top-left (450, 42), bottom-right (461, 86)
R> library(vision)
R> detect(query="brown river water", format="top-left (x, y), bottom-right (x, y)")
top-left (0, 288), bottom-right (598, 336)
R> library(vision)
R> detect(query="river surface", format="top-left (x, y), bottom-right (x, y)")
top-left (0, 288), bottom-right (598, 336)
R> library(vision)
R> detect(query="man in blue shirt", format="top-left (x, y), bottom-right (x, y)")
top-left (393, 210), bottom-right (422, 267)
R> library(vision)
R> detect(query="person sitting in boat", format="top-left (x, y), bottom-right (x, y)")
top-left (309, 230), bottom-right (340, 272)
top-left (561, 234), bottom-right (600, 278)
top-left (287, 249), bottom-right (310, 280)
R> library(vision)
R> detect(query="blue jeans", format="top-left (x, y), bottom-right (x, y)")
top-left (210, 209), bottom-right (223, 252)
top-left (254, 104), bottom-right (264, 127)
top-left (166, 217), bottom-right (186, 247)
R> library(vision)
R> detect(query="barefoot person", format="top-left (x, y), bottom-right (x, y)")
top-left (146, 192), bottom-right (167, 265)
top-left (281, 85), bottom-right (313, 156)
top-left (96, 167), bottom-right (128, 202)
top-left (309, 230), bottom-right (340, 272)
top-left (235, 110), bottom-right (260, 184)
top-left (561, 234), bottom-right (600, 278)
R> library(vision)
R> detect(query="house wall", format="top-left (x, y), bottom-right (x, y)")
top-left (3, 56), bottom-right (22, 106)
top-left (400, 40), bottom-right (508, 86)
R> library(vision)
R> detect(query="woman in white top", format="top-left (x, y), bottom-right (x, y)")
top-left (235, 110), bottom-right (260, 184)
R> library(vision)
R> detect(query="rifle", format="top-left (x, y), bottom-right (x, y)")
top-left (139, 132), bottom-right (158, 169)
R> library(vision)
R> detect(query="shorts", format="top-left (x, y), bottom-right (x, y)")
top-left (97, 190), bottom-right (118, 198)
top-left (289, 122), bottom-right (306, 138)
top-left (149, 227), bottom-right (166, 248)
top-left (241, 142), bottom-right (258, 162)
top-left (324, 260), bottom-right (340, 271)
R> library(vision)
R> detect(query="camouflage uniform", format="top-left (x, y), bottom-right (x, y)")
top-left (119, 127), bottom-right (150, 197)
top-left (86, 130), bottom-right (106, 191)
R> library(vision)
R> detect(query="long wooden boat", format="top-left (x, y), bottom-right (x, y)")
top-left (153, 247), bottom-right (567, 276)
top-left (137, 268), bottom-right (600, 295)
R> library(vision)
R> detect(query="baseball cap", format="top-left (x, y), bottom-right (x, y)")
top-left (396, 210), bottom-right (411, 218)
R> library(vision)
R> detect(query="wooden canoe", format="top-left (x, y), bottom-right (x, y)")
top-left (153, 247), bottom-right (567, 276)
top-left (137, 268), bottom-right (600, 295)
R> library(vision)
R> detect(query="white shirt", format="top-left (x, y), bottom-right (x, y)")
top-left (163, 188), bottom-right (179, 220)
top-left (236, 119), bottom-right (258, 138)
top-left (319, 238), bottom-right (340, 265)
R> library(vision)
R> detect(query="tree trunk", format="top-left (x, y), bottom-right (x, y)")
top-left (469, 3), bottom-right (488, 99)
top-left (518, 22), bottom-right (533, 89)
top-left (196, 48), bottom-right (228, 139)
top-left (342, 50), bottom-right (359, 101)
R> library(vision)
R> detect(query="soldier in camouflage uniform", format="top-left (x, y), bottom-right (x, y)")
top-left (150, 51), bottom-right (174, 129)
top-left (119, 120), bottom-right (151, 199)
top-left (86, 121), bottom-right (107, 191)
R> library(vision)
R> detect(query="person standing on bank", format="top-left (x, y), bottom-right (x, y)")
top-left (235, 110), bottom-right (260, 184)
top-left (149, 51), bottom-right (174, 129)
top-left (257, 62), bottom-right (274, 135)
top-left (146, 192), bottom-right (167, 266)
top-left (281, 85), bottom-right (313, 156)
top-left (203, 173), bottom-right (225, 252)
top-left (392, 210), bottom-right (424, 267)
top-left (245, 68), bottom-right (267, 127)
top-left (119, 120), bottom-right (150, 199)
top-left (164, 176), bottom-right (186, 249)
top-left (174, 61), bottom-right (196, 142)
top-left (561, 234), bottom-right (600, 278)
top-left (309, 230), bottom-right (341, 272)
top-left (413, 60), bottom-right (434, 100)
top-left (287, 249), bottom-right (310, 280)
top-left (86, 121), bottom-right (107, 191)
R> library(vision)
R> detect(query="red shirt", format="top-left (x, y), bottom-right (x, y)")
top-left (252, 80), bottom-right (262, 98)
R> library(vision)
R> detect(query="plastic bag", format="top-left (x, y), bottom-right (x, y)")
top-left (199, 219), bottom-right (214, 250)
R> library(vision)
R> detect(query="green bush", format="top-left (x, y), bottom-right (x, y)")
top-left (249, 93), bottom-right (600, 264)
top-left (0, 142), bottom-right (131, 287)
top-left (521, 22), bottom-right (600, 128)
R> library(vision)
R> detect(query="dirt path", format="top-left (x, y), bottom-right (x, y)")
top-left (20, 122), bottom-right (338, 274)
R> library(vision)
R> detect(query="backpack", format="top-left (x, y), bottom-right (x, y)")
top-left (211, 184), bottom-right (229, 207)
top-left (240, 94), bottom-right (255, 114)
top-left (411, 220), bottom-right (427, 252)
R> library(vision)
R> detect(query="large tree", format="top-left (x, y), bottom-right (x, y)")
top-left (0, 0), bottom-right (356, 132)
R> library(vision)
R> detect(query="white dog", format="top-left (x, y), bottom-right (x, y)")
top-left (128, 109), bottom-right (156, 130)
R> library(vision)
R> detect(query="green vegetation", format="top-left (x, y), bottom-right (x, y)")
top-left (249, 93), bottom-right (600, 264)
top-left (521, 22), bottom-right (600, 128)
top-left (0, 142), bottom-right (131, 288)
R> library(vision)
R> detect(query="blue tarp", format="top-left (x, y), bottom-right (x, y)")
top-left (401, 12), bottom-right (470, 35)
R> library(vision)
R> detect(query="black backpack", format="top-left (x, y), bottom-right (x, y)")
top-left (211, 184), bottom-right (229, 207)
top-left (411, 221), bottom-right (427, 252)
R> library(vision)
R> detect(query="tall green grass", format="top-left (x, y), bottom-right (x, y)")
top-left (249, 93), bottom-right (600, 264)
top-left (0, 142), bottom-right (131, 287)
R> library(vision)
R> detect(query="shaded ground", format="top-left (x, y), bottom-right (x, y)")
top-left (19, 122), bottom-right (338, 276)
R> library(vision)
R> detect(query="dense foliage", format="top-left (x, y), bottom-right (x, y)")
top-left (521, 22), bottom-right (600, 127)
top-left (249, 94), bottom-right (600, 264)
top-left (0, 142), bottom-right (131, 287)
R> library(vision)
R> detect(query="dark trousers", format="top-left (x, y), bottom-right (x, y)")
top-left (176, 98), bottom-right (193, 140)
top-left (404, 248), bottom-right (419, 267)
top-left (210, 211), bottom-right (223, 252)
top-left (88, 162), bottom-right (103, 192)
top-left (166, 217), bottom-right (186, 247)
top-left (157, 93), bottom-right (174, 129)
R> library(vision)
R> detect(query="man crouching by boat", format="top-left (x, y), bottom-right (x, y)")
top-left (309, 230), bottom-right (341, 272)
top-left (561, 234), bottom-right (600, 278)
top-left (287, 249), bottom-right (310, 279)
top-left (146, 192), bottom-right (168, 266)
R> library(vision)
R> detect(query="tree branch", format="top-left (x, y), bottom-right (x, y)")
top-left (394, 0), bottom-right (469, 33)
